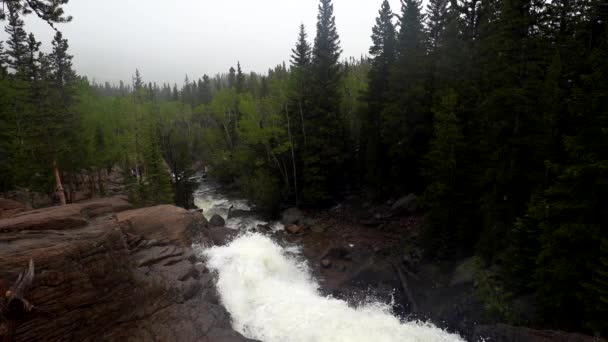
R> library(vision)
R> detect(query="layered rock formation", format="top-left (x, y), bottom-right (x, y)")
top-left (0, 197), bottom-right (254, 342)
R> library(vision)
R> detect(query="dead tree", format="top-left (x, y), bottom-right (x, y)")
top-left (0, 259), bottom-right (35, 342)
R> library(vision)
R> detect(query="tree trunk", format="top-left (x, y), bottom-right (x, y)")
top-left (97, 169), bottom-right (104, 195)
top-left (298, 99), bottom-right (307, 147)
top-left (285, 104), bottom-right (299, 205)
top-left (53, 160), bottom-right (67, 205)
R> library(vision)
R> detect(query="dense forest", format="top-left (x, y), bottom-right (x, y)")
top-left (1, 0), bottom-right (607, 337)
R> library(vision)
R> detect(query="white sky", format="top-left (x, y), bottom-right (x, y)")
top-left (1, 0), bottom-right (403, 85)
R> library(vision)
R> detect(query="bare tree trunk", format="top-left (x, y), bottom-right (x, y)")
top-left (285, 104), bottom-right (299, 205)
top-left (298, 100), bottom-right (307, 147)
top-left (53, 160), bottom-right (66, 205)
top-left (97, 169), bottom-right (104, 195)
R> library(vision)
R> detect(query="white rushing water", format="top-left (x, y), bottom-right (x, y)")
top-left (203, 233), bottom-right (465, 342)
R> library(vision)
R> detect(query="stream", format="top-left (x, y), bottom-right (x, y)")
top-left (193, 179), bottom-right (465, 342)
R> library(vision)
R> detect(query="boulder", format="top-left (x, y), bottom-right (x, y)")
top-left (206, 226), bottom-right (238, 246)
top-left (209, 214), bottom-right (226, 227)
top-left (0, 203), bottom-right (255, 342)
top-left (0, 204), bottom-right (87, 233)
top-left (117, 205), bottom-right (206, 247)
top-left (281, 207), bottom-right (304, 225)
top-left (286, 224), bottom-right (303, 234)
top-left (0, 198), bottom-right (26, 219)
top-left (390, 194), bottom-right (418, 214)
top-left (78, 196), bottom-right (133, 217)
top-left (472, 324), bottom-right (603, 342)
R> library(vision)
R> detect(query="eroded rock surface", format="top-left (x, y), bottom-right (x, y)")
top-left (0, 199), bottom-right (254, 342)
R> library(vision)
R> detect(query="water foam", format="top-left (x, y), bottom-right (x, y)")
top-left (203, 233), bottom-right (465, 342)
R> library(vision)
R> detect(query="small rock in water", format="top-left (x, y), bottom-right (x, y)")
top-left (286, 224), bottom-right (302, 234)
top-left (256, 223), bottom-right (272, 232)
top-left (209, 214), bottom-right (225, 227)
top-left (321, 259), bottom-right (332, 268)
top-left (281, 207), bottom-right (304, 225)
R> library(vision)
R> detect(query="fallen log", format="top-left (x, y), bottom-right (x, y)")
top-left (1, 259), bottom-right (35, 342)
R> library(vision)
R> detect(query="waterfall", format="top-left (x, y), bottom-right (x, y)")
top-left (203, 233), bottom-right (465, 342)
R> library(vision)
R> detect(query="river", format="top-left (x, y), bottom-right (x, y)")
top-left (193, 179), bottom-right (465, 342)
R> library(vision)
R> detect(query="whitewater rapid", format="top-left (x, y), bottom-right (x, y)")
top-left (202, 233), bottom-right (465, 342)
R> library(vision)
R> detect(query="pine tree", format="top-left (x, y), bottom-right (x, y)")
top-left (291, 24), bottom-right (312, 67)
top-left (199, 74), bottom-right (212, 104)
top-left (427, 0), bottom-right (450, 50)
top-left (302, 0), bottom-right (345, 203)
top-left (227, 66), bottom-right (236, 89)
top-left (363, 0), bottom-right (397, 196)
top-left (532, 26), bottom-right (608, 331)
top-left (290, 23), bottom-right (312, 150)
top-left (133, 68), bottom-right (144, 102)
top-left (382, 0), bottom-right (429, 194)
top-left (0, 0), bottom-right (72, 26)
top-left (236, 62), bottom-right (245, 93)
top-left (4, 2), bottom-right (28, 77)
top-left (420, 89), bottom-right (469, 257)
top-left (140, 121), bottom-right (174, 205)
top-left (172, 83), bottom-right (179, 101)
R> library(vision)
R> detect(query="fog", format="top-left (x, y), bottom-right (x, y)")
top-left (0, 0), bottom-right (402, 85)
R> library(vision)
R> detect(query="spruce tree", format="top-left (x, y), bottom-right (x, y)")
top-left (290, 23), bottom-right (312, 148)
top-left (236, 62), bottom-right (245, 93)
top-left (291, 24), bottom-right (312, 67)
top-left (303, 0), bottom-right (345, 203)
top-left (382, 0), bottom-right (429, 194)
top-left (4, 2), bottom-right (28, 76)
top-left (227, 66), bottom-right (236, 89)
top-left (363, 0), bottom-right (397, 196)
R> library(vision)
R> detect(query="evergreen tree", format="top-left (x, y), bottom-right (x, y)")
top-left (236, 61), bottom-right (245, 93)
top-left (200, 74), bottom-right (212, 104)
top-left (0, 0), bottom-right (72, 25)
top-left (420, 89), bottom-right (470, 257)
top-left (363, 0), bottom-right (397, 196)
top-left (227, 66), bottom-right (236, 89)
top-left (139, 120), bottom-right (174, 205)
top-left (3, 2), bottom-right (28, 76)
top-left (382, 0), bottom-right (429, 195)
top-left (291, 24), bottom-right (312, 67)
top-left (172, 83), bottom-right (179, 101)
top-left (303, 0), bottom-right (345, 203)
top-left (290, 23), bottom-right (312, 149)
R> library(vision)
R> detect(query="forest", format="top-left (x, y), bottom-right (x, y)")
top-left (1, 0), bottom-right (607, 337)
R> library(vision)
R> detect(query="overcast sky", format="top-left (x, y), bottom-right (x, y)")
top-left (1, 0), bottom-right (403, 85)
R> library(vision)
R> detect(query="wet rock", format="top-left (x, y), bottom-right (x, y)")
top-left (281, 207), bottom-right (304, 225)
top-left (209, 214), bottom-right (226, 227)
top-left (472, 324), bottom-right (602, 342)
top-left (0, 204), bottom-right (87, 233)
top-left (0, 201), bottom-right (254, 342)
top-left (286, 224), bottom-right (303, 234)
top-left (118, 205), bottom-right (205, 247)
top-left (390, 193), bottom-right (418, 215)
top-left (321, 259), bottom-right (332, 268)
top-left (0, 198), bottom-right (26, 219)
top-left (207, 226), bottom-right (237, 246)
top-left (256, 224), bottom-right (272, 232)
top-left (78, 196), bottom-right (133, 217)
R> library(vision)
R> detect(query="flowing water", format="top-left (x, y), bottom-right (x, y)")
top-left (194, 180), bottom-right (465, 342)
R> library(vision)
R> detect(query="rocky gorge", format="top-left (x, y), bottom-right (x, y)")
top-left (0, 196), bottom-right (255, 342)
top-left (0, 184), bottom-right (605, 342)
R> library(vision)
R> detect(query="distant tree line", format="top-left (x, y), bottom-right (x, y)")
top-left (1, 0), bottom-right (607, 335)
